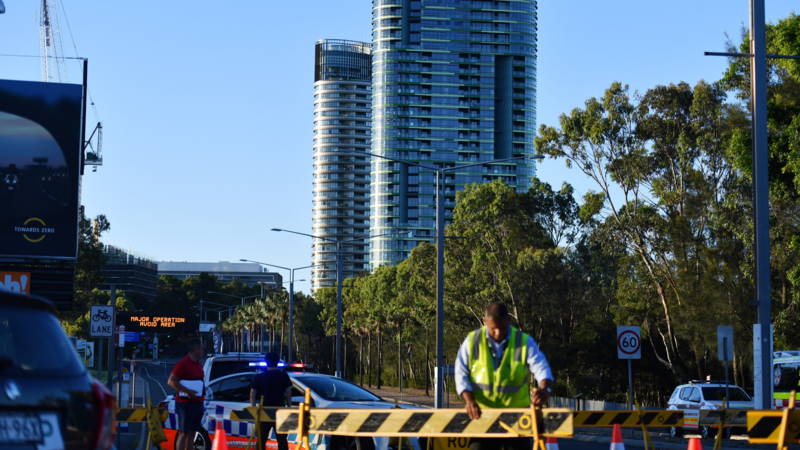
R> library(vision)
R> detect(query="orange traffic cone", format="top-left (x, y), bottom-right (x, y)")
top-left (610, 424), bottom-right (625, 450)
top-left (686, 437), bottom-right (702, 450)
top-left (212, 422), bottom-right (229, 450)
top-left (545, 437), bottom-right (559, 449)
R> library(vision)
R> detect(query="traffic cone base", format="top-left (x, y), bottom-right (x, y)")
top-left (686, 437), bottom-right (702, 450)
top-left (212, 422), bottom-right (229, 450)
top-left (610, 423), bottom-right (625, 450)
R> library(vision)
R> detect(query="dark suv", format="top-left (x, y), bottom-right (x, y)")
top-left (0, 291), bottom-right (115, 449)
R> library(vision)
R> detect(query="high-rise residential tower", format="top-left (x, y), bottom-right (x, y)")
top-left (312, 39), bottom-right (373, 290)
top-left (370, 0), bottom-right (538, 267)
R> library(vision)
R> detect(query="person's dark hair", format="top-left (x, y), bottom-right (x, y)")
top-left (186, 339), bottom-right (203, 352)
top-left (485, 302), bottom-right (511, 321)
top-left (264, 352), bottom-right (280, 366)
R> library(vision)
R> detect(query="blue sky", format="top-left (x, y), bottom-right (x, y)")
top-left (0, 1), bottom-right (796, 293)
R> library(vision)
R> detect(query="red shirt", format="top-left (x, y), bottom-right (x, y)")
top-left (171, 355), bottom-right (204, 403)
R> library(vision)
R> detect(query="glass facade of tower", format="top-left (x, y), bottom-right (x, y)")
top-left (312, 39), bottom-right (373, 290)
top-left (370, 0), bottom-right (538, 267)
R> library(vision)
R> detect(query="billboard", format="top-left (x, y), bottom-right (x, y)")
top-left (0, 78), bottom-right (83, 259)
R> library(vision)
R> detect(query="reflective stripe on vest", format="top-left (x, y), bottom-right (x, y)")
top-left (467, 326), bottom-right (530, 408)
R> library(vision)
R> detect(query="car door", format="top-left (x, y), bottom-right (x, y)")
top-left (682, 387), bottom-right (701, 429)
top-left (205, 373), bottom-right (255, 437)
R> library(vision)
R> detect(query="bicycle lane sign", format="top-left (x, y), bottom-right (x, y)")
top-left (90, 305), bottom-right (115, 337)
top-left (617, 326), bottom-right (641, 359)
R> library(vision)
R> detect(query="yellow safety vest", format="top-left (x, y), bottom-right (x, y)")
top-left (467, 326), bottom-right (531, 408)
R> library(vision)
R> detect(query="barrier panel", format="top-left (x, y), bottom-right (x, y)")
top-left (230, 389), bottom-right (800, 450)
top-left (115, 399), bottom-right (168, 449)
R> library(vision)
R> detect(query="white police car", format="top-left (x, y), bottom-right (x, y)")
top-left (163, 369), bottom-right (422, 450)
top-left (666, 380), bottom-right (752, 438)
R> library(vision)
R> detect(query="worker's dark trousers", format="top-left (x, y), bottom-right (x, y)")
top-left (469, 437), bottom-right (532, 450)
top-left (257, 422), bottom-right (288, 450)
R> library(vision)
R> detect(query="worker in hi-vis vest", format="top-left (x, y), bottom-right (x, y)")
top-left (455, 302), bottom-right (554, 450)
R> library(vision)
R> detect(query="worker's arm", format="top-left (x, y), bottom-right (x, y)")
top-left (455, 335), bottom-right (481, 419)
top-left (526, 336), bottom-right (554, 406)
top-left (167, 372), bottom-right (197, 400)
top-left (461, 390), bottom-right (482, 420)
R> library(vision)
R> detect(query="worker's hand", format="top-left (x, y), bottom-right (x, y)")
top-left (465, 400), bottom-right (482, 420)
top-left (532, 388), bottom-right (549, 407)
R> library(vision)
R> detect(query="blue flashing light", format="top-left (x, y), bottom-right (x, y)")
top-left (248, 361), bottom-right (287, 368)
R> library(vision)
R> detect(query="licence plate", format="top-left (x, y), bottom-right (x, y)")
top-left (0, 413), bottom-right (43, 444)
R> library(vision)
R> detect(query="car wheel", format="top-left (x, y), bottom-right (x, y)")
top-left (669, 426), bottom-right (682, 438)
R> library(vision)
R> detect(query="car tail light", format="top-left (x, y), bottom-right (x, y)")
top-left (91, 379), bottom-right (116, 450)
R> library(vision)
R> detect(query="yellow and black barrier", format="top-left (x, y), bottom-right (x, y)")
top-left (230, 405), bottom-right (279, 423)
top-left (115, 399), bottom-right (168, 449)
top-left (747, 390), bottom-right (800, 449)
top-left (573, 410), bottom-right (682, 427)
top-left (275, 407), bottom-right (574, 438)
top-left (699, 409), bottom-right (748, 427)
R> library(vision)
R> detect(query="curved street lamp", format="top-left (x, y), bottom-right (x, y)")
top-left (240, 259), bottom-right (315, 363)
top-left (270, 227), bottom-right (396, 378)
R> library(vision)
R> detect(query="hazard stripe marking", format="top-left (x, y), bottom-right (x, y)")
top-left (544, 412), bottom-right (571, 432)
top-left (582, 413), bottom-right (604, 425)
top-left (573, 411), bottom-right (683, 428)
top-left (749, 417), bottom-right (782, 439)
top-left (487, 413), bottom-right (523, 433)
top-left (319, 413), bottom-right (348, 431)
top-left (399, 413), bottom-right (432, 433)
top-left (442, 413), bottom-right (471, 433)
top-left (661, 413), bottom-right (680, 426)
top-left (115, 408), bottom-right (167, 423)
top-left (640, 413), bottom-right (657, 424)
top-left (357, 413), bottom-right (389, 433)
top-left (275, 408), bottom-right (574, 438)
top-left (699, 409), bottom-right (747, 426)
top-left (278, 413), bottom-right (299, 433)
top-left (611, 413), bottom-right (631, 424)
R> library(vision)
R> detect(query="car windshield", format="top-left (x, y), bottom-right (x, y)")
top-left (210, 360), bottom-right (260, 381)
top-left (702, 387), bottom-right (751, 401)
top-left (0, 305), bottom-right (85, 376)
top-left (295, 376), bottom-right (381, 402)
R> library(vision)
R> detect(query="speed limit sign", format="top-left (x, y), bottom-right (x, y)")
top-left (617, 326), bottom-right (641, 359)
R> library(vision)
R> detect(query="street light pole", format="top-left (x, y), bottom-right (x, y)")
top-left (336, 240), bottom-right (344, 378)
top-left (270, 228), bottom-right (396, 379)
top-left (355, 150), bottom-right (544, 407)
top-left (435, 170), bottom-right (446, 408)
top-left (240, 259), bottom-right (315, 363)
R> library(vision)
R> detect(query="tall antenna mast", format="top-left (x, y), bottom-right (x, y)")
top-left (40, 0), bottom-right (66, 82)
top-left (39, 0), bottom-right (52, 81)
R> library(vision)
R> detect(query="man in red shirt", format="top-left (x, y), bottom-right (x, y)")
top-left (168, 340), bottom-right (205, 450)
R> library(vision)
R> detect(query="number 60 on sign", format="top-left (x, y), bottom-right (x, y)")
top-left (617, 326), bottom-right (641, 359)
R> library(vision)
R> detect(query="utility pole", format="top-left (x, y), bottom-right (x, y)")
top-left (749, 0), bottom-right (772, 410)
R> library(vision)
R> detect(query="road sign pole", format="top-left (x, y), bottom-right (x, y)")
top-left (627, 359), bottom-right (633, 410)
top-left (107, 286), bottom-right (116, 390)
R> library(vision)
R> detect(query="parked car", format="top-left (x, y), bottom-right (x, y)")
top-left (161, 370), bottom-right (422, 450)
top-left (0, 291), bottom-right (116, 449)
top-left (666, 380), bottom-right (753, 438)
